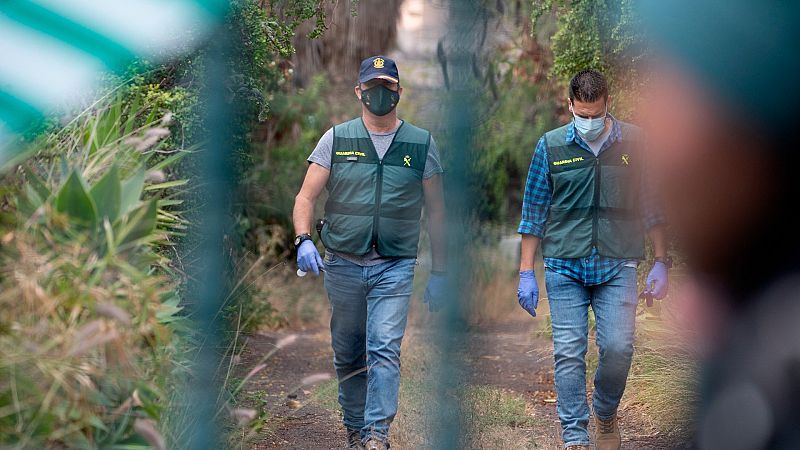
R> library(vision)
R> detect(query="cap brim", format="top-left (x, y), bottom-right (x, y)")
top-left (359, 74), bottom-right (399, 84)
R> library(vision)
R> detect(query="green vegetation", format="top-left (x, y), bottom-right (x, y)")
top-left (532, 0), bottom-right (644, 98)
top-left (0, 0), bottom-right (697, 446)
top-left (464, 385), bottom-right (534, 430)
top-left (0, 95), bottom-right (190, 448)
top-left (472, 56), bottom-right (558, 221)
top-left (0, 0), bottom-right (335, 446)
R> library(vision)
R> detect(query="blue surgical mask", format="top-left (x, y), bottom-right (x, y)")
top-left (573, 109), bottom-right (607, 142)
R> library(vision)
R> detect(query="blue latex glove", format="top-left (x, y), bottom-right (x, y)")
top-left (424, 272), bottom-right (447, 312)
top-left (297, 240), bottom-right (324, 275)
top-left (646, 261), bottom-right (669, 300)
top-left (517, 270), bottom-right (539, 317)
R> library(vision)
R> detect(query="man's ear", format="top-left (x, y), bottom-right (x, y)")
top-left (567, 97), bottom-right (573, 113)
top-left (355, 85), bottom-right (362, 100)
top-left (398, 86), bottom-right (404, 96)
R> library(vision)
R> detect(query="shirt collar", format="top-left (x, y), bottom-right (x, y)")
top-left (566, 113), bottom-right (623, 148)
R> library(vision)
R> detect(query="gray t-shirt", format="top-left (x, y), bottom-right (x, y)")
top-left (307, 121), bottom-right (444, 266)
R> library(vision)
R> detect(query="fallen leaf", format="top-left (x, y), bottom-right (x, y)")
top-left (286, 400), bottom-right (302, 409)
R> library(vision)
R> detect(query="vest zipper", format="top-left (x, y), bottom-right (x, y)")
top-left (592, 157), bottom-right (600, 248)
top-left (372, 160), bottom-right (383, 248)
top-left (360, 118), bottom-right (404, 252)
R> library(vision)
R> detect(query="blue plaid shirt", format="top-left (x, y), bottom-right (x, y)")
top-left (518, 116), bottom-right (665, 285)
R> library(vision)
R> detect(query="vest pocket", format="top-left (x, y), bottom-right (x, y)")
top-left (542, 214), bottom-right (593, 258)
top-left (599, 165), bottom-right (637, 209)
top-left (322, 213), bottom-right (373, 256)
top-left (377, 216), bottom-right (421, 257)
top-left (596, 217), bottom-right (644, 259)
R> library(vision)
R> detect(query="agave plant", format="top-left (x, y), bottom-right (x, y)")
top-left (0, 93), bottom-right (194, 449)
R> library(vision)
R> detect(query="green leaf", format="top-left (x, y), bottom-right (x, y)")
top-left (123, 96), bottom-right (141, 136)
top-left (90, 164), bottom-right (122, 222)
top-left (157, 199), bottom-right (184, 207)
top-left (120, 165), bottom-right (145, 216)
top-left (156, 296), bottom-right (183, 323)
top-left (117, 199), bottom-right (157, 246)
top-left (23, 165), bottom-right (51, 200)
top-left (150, 150), bottom-right (189, 171)
top-left (143, 179), bottom-right (188, 191)
top-left (95, 101), bottom-right (121, 150)
top-left (18, 183), bottom-right (44, 217)
top-left (55, 170), bottom-right (97, 225)
top-left (88, 414), bottom-right (109, 432)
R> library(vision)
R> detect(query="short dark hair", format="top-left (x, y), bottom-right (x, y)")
top-left (569, 69), bottom-right (609, 103)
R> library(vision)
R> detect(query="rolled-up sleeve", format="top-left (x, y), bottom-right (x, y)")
top-left (518, 137), bottom-right (552, 237)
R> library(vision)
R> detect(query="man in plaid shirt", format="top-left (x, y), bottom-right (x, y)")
top-left (517, 69), bottom-right (669, 450)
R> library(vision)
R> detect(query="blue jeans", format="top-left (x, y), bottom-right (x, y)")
top-left (323, 252), bottom-right (415, 443)
top-left (545, 267), bottom-right (638, 448)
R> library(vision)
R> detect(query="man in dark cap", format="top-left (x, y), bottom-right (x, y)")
top-left (639, 1), bottom-right (800, 448)
top-left (292, 56), bottom-right (447, 450)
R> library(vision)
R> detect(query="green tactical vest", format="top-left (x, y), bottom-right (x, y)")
top-left (541, 122), bottom-right (645, 259)
top-left (321, 118), bottom-right (431, 257)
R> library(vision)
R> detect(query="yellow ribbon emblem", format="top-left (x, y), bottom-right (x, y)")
top-left (621, 154), bottom-right (630, 165)
top-left (403, 155), bottom-right (411, 167)
top-left (373, 57), bottom-right (385, 69)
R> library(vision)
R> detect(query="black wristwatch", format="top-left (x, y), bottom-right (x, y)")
top-left (293, 233), bottom-right (313, 249)
top-left (654, 256), bottom-right (674, 268)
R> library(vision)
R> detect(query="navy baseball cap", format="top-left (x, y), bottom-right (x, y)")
top-left (358, 56), bottom-right (400, 84)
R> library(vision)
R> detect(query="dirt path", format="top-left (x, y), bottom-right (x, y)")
top-left (239, 321), bottom-right (688, 449)
top-left (240, 330), bottom-right (342, 449)
top-left (465, 320), bottom-right (688, 450)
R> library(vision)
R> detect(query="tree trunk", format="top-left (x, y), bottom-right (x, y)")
top-left (292, 0), bottom-right (403, 86)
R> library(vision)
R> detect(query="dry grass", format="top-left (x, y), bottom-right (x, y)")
top-left (0, 229), bottom-right (182, 448)
top-left (244, 262), bottom-right (330, 329)
top-left (467, 244), bottom-right (524, 324)
top-left (465, 232), bottom-right (550, 327)
top-left (0, 96), bottom-right (208, 448)
top-left (621, 310), bottom-right (698, 440)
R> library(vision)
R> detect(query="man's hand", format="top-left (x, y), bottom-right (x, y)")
top-left (297, 241), bottom-right (325, 275)
top-left (517, 270), bottom-right (539, 317)
top-left (646, 261), bottom-right (669, 299)
top-left (293, 162), bottom-right (329, 269)
top-left (424, 272), bottom-right (447, 312)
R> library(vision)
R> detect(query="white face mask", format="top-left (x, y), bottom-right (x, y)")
top-left (572, 107), bottom-right (607, 142)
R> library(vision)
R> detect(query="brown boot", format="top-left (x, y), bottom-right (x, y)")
top-left (363, 438), bottom-right (387, 450)
top-left (346, 429), bottom-right (364, 450)
top-left (594, 414), bottom-right (621, 450)
top-left (565, 446), bottom-right (589, 450)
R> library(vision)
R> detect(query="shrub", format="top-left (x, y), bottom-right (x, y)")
top-left (0, 95), bottom-right (191, 448)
